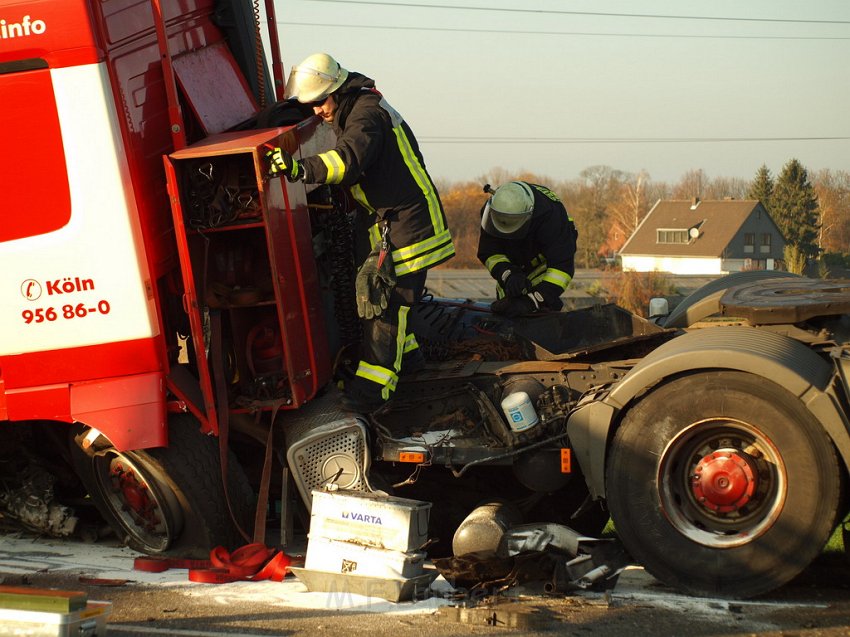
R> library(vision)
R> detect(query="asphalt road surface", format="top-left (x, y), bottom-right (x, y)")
top-left (1, 533), bottom-right (849, 637)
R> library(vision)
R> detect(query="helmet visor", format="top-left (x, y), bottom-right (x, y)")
top-left (481, 201), bottom-right (533, 238)
top-left (285, 65), bottom-right (346, 103)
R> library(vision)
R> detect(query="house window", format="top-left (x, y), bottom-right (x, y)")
top-left (760, 233), bottom-right (771, 254)
top-left (657, 229), bottom-right (689, 244)
top-left (744, 233), bottom-right (755, 254)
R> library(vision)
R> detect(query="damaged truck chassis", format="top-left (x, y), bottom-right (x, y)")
top-left (1, 0), bottom-right (849, 602)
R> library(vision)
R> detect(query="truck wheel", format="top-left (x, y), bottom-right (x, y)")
top-left (606, 371), bottom-right (841, 598)
top-left (70, 414), bottom-right (254, 557)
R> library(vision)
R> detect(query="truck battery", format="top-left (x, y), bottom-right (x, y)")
top-left (305, 536), bottom-right (427, 579)
top-left (310, 489), bottom-right (431, 553)
top-left (0, 600), bottom-right (111, 636)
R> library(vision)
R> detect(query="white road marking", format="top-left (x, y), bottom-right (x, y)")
top-left (109, 627), bottom-right (265, 637)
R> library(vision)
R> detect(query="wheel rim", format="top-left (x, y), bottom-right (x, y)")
top-left (657, 418), bottom-right (787, 548)
top-left (92, 451), bottom-right (182, 553)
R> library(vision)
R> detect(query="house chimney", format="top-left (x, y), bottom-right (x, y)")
top-left (690, 197), bottom-right (700, 210)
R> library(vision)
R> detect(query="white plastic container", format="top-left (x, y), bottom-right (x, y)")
top-left (648, 297), bottom-right (669, 318)
top-left (501, 391), bottom-right (539, 432)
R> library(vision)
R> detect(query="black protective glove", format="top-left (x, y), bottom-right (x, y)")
top-left (500, 268), bottom-right (531, 297)
top-left (490, 291), bottom-right (544, 318)
top-left (265, 147), bottom-right (303, 182)
top-left (355, 247), bottom-right (396, 320)
top-left (532, 285), bottom-right (564, 312)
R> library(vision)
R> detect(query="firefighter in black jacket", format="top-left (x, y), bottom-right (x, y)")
top-left (267, 53), bottom-right (455, 412)
top-left (478, 181), bottom-right (577, 317)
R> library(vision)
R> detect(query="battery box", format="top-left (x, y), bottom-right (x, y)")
top-left (305, 536), bottom-right (427, 579)
top-left (310, 489), bottom-right (431, 552)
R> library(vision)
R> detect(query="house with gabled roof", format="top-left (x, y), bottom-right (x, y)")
top-left (618, 198), bottom-right (787, 275)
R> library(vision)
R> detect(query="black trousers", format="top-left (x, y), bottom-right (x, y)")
top-left (347, 270), bottom-right (427, 402)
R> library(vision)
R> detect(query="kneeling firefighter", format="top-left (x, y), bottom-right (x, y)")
top-left (266, 53), bottom-right (455, 412)
top-left (478, 181), bottom-right (578, 318)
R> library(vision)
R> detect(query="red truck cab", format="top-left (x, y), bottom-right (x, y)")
top-left (0, 0), bottom-right (334, 555)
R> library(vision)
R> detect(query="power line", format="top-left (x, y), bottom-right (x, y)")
top-left (302, 0), bottom-right (850, 26)
top-left (279, 20), bottom-right (850, 40)
top-left (417, 136), bottom-right (850, 144)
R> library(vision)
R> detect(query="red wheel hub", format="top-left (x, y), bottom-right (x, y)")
top-left (691, 450), bottom-right (757, 513)
top-left (111, 463), bottom-right (158, 525)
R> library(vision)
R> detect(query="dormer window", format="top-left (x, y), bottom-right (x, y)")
top-left (657, 229), bottom-right (689, 244)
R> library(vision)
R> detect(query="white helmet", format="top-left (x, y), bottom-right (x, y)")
top-left (481, 181), bottom-right (535, 236)
top-left (285, 53), bottom-right (349, 103)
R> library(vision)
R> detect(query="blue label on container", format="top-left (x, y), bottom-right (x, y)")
top-left (511, 412), bottom-right (523, 422)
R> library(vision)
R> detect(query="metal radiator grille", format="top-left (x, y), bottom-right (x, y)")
top-left (286, 418), bottom-right (371, 510)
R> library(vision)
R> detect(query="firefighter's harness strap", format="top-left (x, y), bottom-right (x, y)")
top-left (209, 310), bottom-right (253, 544)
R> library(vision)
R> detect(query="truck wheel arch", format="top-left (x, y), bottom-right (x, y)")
top-left (661, 270), bottom-right (801, 329)
top-left (567, 326), bottom-right (850, 499)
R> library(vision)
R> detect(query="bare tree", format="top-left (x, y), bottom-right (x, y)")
top-left (608, 170), bottom-right (649, 237)
top-left (704, 176), bottom-right (748, 200)
top-left (813, 169), bottom-right (850, 255)
top-left (671, 169), bottom-right (705, 199)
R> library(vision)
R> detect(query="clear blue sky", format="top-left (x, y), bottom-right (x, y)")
top-left (271, 0), bottom-right (850, 185)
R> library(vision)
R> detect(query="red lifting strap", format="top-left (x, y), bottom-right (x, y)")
top-left (134, 543), bottom-right (295, 584)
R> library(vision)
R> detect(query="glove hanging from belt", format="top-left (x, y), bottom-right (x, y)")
top-left (355, 225), bottom-right (396, 320)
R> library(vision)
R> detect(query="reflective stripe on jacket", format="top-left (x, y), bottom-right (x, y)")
top-left (477, 183), bottom-right (578, 302)
top-left (301, 73), bottom-right (455, 276)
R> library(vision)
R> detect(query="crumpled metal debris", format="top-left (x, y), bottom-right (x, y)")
top-left (0, 465), bottom-right (78, 537)
top-left (433, 522), bottom-right (629, 602)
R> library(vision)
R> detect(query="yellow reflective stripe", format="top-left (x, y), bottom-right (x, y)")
top-left (485, 254), bottom-right (510, 273)
top-left (392, 229), bottom-right (453, 264)
top-left (393, 240), bottom-right (455, 276)
top-left (403, 334), bottom-right (419, 353)
top-left (393, 306), bottom-right (410, 380)
top-left (541, 268), bottom-right (571, 288)
top-left (369, 223), bottom-right (382, 247)
top-left (528, 263), bottom-right (547, 284)
top-left (392, 125), bottom-right (445, 233)
top-left (351, 184), bottom-right (375, 213)
top-left (355, 361), bottom-right (398, 394)
top-left (318, 150), bottom-right (345, 184)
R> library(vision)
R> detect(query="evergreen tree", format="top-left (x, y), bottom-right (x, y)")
top-left (748, 164), bottom-right (774, 212)
top-left (772, 159), bottom-right (820, 260)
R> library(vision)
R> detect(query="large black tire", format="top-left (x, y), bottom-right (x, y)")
top-left (606, 371), bottom-right (842, 599)
top-left (70, 414), bottom-right (254, 558)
